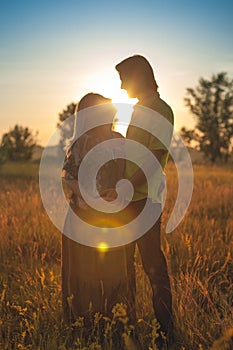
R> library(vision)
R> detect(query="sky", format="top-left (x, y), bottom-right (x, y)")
top-left (1, 0), bottom-right (233, 146)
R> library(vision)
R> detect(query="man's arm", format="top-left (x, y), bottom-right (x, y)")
top-left (100, 148), bottom-right (165, 201)
top-left (128, 148), bottom-right (165, 188)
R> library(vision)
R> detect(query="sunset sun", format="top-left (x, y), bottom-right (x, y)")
top-left (83, 70), bottom-right (137, 135)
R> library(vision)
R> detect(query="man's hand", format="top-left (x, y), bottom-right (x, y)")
top-left (100, 188), bottom-right (118, 202)
top-left (100, 180), bottom-right (134, 204)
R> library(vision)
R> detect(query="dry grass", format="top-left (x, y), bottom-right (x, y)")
top-left (0, 162), bottom-right (232, 349)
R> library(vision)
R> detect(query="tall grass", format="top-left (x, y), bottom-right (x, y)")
top-left (0, 163), bottom-right (232, 349)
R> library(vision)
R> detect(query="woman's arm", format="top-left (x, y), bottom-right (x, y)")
top-left (62, 146), bottom-right (83, 204)
top-left (62, 176), bottom-right (82, 198)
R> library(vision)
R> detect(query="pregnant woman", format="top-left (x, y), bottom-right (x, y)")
top-left (61, 93), bottom-right (132, 324)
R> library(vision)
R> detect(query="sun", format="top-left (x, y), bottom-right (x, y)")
top-left (82, 70), bottom-right (137, 135)
top-left (85, 69), bottom-right (136, 104)
top-left (112, 103), bottom-right (133, 136)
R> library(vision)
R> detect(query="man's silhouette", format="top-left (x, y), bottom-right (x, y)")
top-left (115, 55), bottom-right (174, 346)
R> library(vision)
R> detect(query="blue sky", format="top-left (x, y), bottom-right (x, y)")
top-left (1, 0), bottom-right (233, 145)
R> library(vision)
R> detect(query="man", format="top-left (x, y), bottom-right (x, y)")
top-left (115, 54), bottom-right (174, 346)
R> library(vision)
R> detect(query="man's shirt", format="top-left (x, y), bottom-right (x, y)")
top-left (125, 92), bottom-right (174, 202)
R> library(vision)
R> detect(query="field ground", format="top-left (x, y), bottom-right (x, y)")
top-left (0, 162), bottom-right (232, 349)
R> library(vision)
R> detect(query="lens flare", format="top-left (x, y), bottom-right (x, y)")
top-left (97, 242), bottom-right (109, 252)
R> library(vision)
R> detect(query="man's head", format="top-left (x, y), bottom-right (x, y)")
top-left (115, 55), bottom-right (158, 98)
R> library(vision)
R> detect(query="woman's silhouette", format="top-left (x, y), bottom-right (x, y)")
top-left (61, 93), bottom-right (132, 324)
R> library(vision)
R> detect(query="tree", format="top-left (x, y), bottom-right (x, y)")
top-left (57, 102), bottom-right (76, 153)
top-left (181, 72), bottom-right (233, 163)
top-left (1, 125), bottom-right (38, 161)
top-left (0, 146), bottom-right (7, 166)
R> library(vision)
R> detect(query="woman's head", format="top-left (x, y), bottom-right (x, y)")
top-left (115, 55), bottom-right (158, 98)
top-left (76, 93), bottom-right (112, 113)
top-left (72, 93), bottom-right (116, 139)
top-left (66, 93), bottom-right (115, 152)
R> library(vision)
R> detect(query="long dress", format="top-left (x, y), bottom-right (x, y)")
top-left (62, 128), bottom-right (131, 322)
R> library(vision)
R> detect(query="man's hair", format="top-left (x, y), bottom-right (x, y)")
top-left (115, 54), bottom-right (158, 91)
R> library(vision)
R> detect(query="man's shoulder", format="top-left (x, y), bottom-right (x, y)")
top-left (151, 96), bottom-right (174, 124)
top-left (157, 95), bottom-right (172, 109)
top-left (135, 96), bottom-right (174, 126)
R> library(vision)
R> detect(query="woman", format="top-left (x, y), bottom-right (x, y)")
top-left (61, 93), bottom-right (131, 323)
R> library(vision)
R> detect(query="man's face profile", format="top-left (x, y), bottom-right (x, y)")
top-left (119, 72), bottom-right (138, 98)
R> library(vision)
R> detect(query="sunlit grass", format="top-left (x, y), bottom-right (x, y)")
top-left (0, 161), bottom-right (39, 178)
top-left (0, 162), bottom-right (232, 349)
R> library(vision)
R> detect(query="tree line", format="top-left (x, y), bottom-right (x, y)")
top-left (1, 72), bottom-right (232, 164)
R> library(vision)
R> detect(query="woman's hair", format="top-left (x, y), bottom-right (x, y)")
top-left (115, 54), bottom-right (158, 92)
top-left (66, 93), bottom-right (114, 152)
top-left (75, 93), bottom-right (112, 113)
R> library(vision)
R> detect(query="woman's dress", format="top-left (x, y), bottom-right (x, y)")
top-left (62, 129), bottom-right (130, 321)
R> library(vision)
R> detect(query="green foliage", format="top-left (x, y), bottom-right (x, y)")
top-left (0, 146), bottom-right (7, 165)
top-left (0, 125), bottom-right (38, 162)
top-left (182, 73), bottom-right (233, 163)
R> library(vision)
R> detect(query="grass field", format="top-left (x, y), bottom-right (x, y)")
top-left (0, 162), bottom-right (232, 349)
